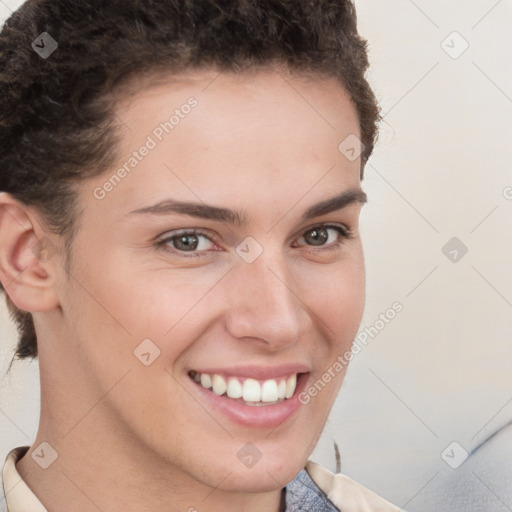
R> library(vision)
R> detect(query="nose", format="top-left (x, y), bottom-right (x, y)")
top-left (223, 248), bottom-right (305, 350)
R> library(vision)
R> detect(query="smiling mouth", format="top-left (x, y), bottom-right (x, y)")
top-left (188, 370), bottom-right (300, 406)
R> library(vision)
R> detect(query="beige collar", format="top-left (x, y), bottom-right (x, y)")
top-left (305, 460), bottom-right (403, 511)
top-left (2, 446), bottom-right (48, 512)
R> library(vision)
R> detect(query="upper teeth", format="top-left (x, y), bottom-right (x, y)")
top-left (191, 371), bottom-right (297, 403)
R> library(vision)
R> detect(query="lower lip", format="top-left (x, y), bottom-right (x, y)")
top-left (189, 374), bottom-right (309, 429)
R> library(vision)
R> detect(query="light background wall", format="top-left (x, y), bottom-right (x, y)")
top-left (1, 1), bottom-right (511, 511)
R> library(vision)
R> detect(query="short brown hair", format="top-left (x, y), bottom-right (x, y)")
top-left (0, 0), bottom-right (380, 365)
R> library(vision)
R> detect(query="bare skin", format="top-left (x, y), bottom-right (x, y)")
top-left (0, 66), bottom-right (365, 512)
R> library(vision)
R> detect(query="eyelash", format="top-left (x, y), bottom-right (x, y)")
top-left (154, 223), bottom-right (354, 258)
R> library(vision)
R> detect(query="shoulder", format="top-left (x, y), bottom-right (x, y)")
top-left (420, 421), bottom-right (512, 510)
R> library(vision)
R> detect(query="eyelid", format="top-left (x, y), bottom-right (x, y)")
top-left (294, 221), bottom-right (351, 239)
top-left (155, 228), bottom-right (219, 245)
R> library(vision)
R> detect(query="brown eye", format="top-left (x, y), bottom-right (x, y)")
top-left (294, 224), bottom-right (351, 249)
top-left (156, 229), bottom-right (217, 257)
top-left (303, 227), bottom-right (329, 246)
top-left (173, 233), bottom-right (200, 251)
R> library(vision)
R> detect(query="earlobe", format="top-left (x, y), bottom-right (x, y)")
top-left (0, 192), bottom-right (60, 313)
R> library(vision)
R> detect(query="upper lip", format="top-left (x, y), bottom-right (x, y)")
top-left (190, 364), bottom-right (310, 380)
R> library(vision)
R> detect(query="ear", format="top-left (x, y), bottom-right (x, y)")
top-left (0, 192), bottom-right (60, 312)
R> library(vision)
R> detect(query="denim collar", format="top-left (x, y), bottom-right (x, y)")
top-left (284, 467), bottom-right (340, 511)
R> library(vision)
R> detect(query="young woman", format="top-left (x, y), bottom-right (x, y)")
top-left (0, 1), bottom-right (402, 510)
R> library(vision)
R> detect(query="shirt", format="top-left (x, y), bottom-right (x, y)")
top-left (2, 445), bottom-right (403, 511)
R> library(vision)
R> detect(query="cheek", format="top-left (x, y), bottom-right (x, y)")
top-left (125, 267), bottom-right (231, 342)
top-left (330, 264), bottom-right (365, 335)
top-left (80, 244), bottom-right (225, 338)
top-left (66, 240), bottom-right (364, 377)
top-left (297, 247), bottom-right (365, 335)
top-left (296, 256), bottom-right (364, 416)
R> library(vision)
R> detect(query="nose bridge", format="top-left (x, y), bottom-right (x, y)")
top-left (224, 246), bottom-right (303, 346)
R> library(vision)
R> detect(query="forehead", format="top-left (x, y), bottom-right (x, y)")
top-left (81, 67), bottom-right (362, 223)
top-left (114, 66), bottom-right (360, 138)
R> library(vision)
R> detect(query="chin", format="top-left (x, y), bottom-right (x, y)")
top-left (215, 461), bottom-right (305, 493)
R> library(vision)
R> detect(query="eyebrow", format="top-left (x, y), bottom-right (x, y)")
top-left (126, 188), bottom-right (367, 226)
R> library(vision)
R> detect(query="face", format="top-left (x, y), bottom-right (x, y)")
top-left (48, 67), bottom-right (366, 492)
